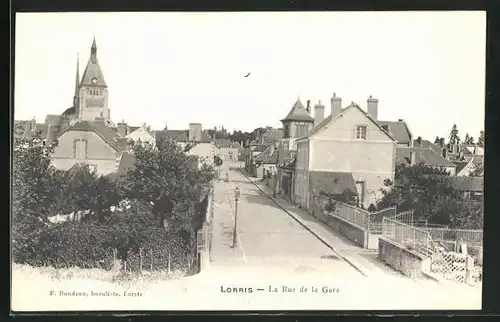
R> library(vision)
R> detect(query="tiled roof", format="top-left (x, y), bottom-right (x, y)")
top-left (309, 171), bottom-right (357, 196)
top-left (414, 139), bottom-right (444, 156)
top-left (452, 176), bottom-right (483, 192)
top-left (262, 128), bottom-right (284, 142)
top-left (308, 103), bottom-right (396, 142)
top-left (254, 147), bottom-right (279, 164)
top-left (281, 99), bottom-right (314, 122)
top-left (118, 152), bottom-right (136, 173)
top-left (155, 130), bottom-right (212, 143)
top-left (252, 144), bottom-right (269, 152)
top-left (60, 121), bottom-right (122, 151)
top-left (472, 155), bottom-right (483, 167)
top-left (62, 106), bottom-right (76, 116)
top-left (45, 114), bottom-right (62, 125)
top-left (396, 147), bottom-right (457, 167)
top-left (453, 161), bottom-right (469, 174)
top-left (215, 139), bottom-right (241, 149)
top-left (379, 120), bottom-right (412, 144)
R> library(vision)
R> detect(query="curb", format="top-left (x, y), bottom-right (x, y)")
top-left (238, 170), bottom-right (369, 278)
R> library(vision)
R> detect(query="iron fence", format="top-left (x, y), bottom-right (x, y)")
top-left (334, 202), bottom-right (370, 229)
top-left (367, 207), bottom-right (397, 233)
top-left (425, 228), bottom-right (483, 246)
top-left (382, 217), bottom-right (434, 256)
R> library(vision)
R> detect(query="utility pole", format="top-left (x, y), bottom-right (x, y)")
top-left (232, 187), bottom-right (240, 248)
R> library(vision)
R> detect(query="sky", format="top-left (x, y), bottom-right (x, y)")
top-left (15, 11), bottom-right (485, 141)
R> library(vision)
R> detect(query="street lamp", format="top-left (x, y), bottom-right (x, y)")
top-left (232, 187), bottom-right (241, 248)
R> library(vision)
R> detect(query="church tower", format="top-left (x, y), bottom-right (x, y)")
top-left (77, 37), bottom-right (111, 125)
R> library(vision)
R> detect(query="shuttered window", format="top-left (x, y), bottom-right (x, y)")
top-left (74, 139), bottom-right (87, 159)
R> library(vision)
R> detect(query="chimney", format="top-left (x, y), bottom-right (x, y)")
top-left (330, 93), bottom-right (342, 118)
top-left (117, 121), bottom-right (128, 137)
top-left (306, 100), bottom-right (311, 115)
top-left (30, 118), bottom-right (36, 133)
top-left (442, 148), bottom-right (447, 159)
top-left (416, 136), bottom-right (422, 147)
top-left (189, 123), bottom-right (202, 141)
top-left (367, 95), bottom-right (379, 120)
top-left (61, 117), bottom-right (70, 132)
top-left (47, 124), bottom-right (60, 144)
top-left (116, 137), bottom-right (132, 152)
top-left (314, 100), bottom-right (325, 125)
top-left (409, 150), bottom-right (416, 166)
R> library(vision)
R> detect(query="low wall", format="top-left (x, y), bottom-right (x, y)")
top-left (378, 237), bottom-right (430, 279)
top-left (310, 203), bottom-right (367, 248)
top-left (367, 234), bottom-right (381, 250)
top-left (198, 187), bottom-right (214, 272)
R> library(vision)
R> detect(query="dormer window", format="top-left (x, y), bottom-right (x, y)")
top-left (356, 125), bottom-right (367, 140)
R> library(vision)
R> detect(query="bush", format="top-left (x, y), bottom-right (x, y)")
top-left (30, 222), bottom-right (116, 269)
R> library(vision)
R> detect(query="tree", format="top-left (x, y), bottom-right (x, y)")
top-left (12, 134), bottom-right (61, 261)
top-left (464, 133), bottom-right (470, 145)
top-left (13, 134), bottom-right (60, 220)
top-left (124, 138), bottom-right (216, 230)
top-left (377, 163), bottom-right (482, 228)
top-left (434, 136), bottom-right (440, 144)
top-left (449, 124), bottom-right (460, 145)
top-left (478, 130), bottom-right (484, 147)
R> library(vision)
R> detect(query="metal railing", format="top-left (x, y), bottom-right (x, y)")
top-left (367, 207), bottom-right (397, 233)
top-left (382, 217), bottom-right (434, 256)
top-left (426, 228), bottom-right (483, 246)
top-left (334, 202), bottom-right (370, 229)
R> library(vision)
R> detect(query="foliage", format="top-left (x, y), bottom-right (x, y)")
top-left (123, 138), bottom-right (215, 230)
top-left (214, 155), bottom-right (223, 166)
top-left (367, 204), bottom-right (378, 212)
top-left (448, 124), bottom-right (460, 145)
top-left (464, 133), bottom-right (475, 145)
top-left (478, 130), bottom-right (484, 147)
top-left (320, 188), bottom-right (358, 209)
top-left (12, 134), bottom-right (62, 262)
top-left (49, 164), bottom-right (121, 223)
top-left (377, 162), bottom-right (483, 229)
top-left (23, 222), bottom-right (116, 269)
top-left (12, 133), bottom-right (211, 273)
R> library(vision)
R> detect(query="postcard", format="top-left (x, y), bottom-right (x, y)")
top-left (12, 11), bottom-right (485, 312)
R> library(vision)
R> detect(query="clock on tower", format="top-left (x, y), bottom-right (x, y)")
top-left (91, 77), bottom-right (98, 84)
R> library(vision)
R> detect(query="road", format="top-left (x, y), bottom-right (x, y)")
top-left (209, 162), bottom-right (365, 279)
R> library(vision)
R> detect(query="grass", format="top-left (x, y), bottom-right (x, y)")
top-left (12, 262), bottom-right (188, 288)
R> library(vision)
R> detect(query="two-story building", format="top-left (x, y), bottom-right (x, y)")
top-left (276, 98), bottom-right (315, 199)
top-left (155, 123), bottom-right (214, 167)
top-left (294, 94), bottom-right (397, 210)
top-left (214, 139), bottom-right (244, 162)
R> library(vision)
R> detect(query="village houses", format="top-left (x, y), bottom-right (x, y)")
top-left (15, 38), bottom-right (214, 177)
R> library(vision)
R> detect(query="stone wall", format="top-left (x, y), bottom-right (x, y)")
top-left (310, 196), bottom-right (369, 248)
top-left (378, 237), bottom-right (431, 279)
top-left (310, 202), bottom-right (367, 248)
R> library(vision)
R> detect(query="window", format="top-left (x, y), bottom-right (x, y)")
top-left (356, 126), bottom-right (367, 140)
top-left (284, 125), bottom-right (290, 138)
top-left (74, 139), bottom-right (87, 159)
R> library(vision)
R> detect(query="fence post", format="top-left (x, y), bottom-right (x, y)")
top-left (150, 248), bottom-right (153, 271)
top-left (168, 252), bottom-right (171, 274)
top-left (139, 248), bottom-right (143, 273)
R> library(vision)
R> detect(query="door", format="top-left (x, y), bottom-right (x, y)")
top-left (355, 181), bottom-right (365, 207)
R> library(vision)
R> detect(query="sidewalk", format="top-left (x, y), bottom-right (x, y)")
top-left (207, 178), bottom-right (247, 270)
top-left (242, 173), bottom-right (412, 280)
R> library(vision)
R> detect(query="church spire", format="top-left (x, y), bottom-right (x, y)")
top-left (80, 36), bottom-right (107, 86)
top-left (91, 36), bottom-right (97, 55)
top-left (74, 53), bottom-right (80, 96)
